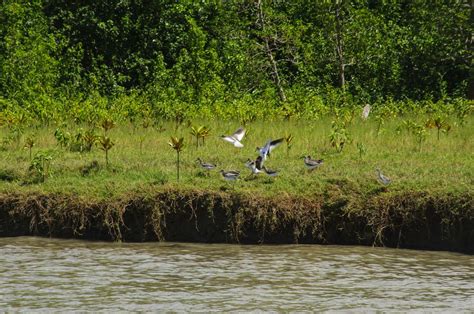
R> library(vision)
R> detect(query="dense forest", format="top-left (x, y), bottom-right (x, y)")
top-left (0, 0), bottom-right (472, 122)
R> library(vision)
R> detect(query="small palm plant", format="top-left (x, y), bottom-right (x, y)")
top-left (24, 136), bottom-right (35, 160)
top-left (190, 125), bottom-right (211, 148)
top-left (168, 136), bottom-right (185, 182)
top-left (99, 136), bottom-right (114, 167)
top-left (82, 129), bottom-right (98, 152)
top-left (101, 118), bottom-right (115, 136)
top-left (426, 115), bottom-right (450, 140)
top-left (199, 126), bottom-right (211, 146)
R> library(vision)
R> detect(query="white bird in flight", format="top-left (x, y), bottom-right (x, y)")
top-left (221, 127), bottom-right (246, 148)
top-left (256, 138), bottom-right (284, 160)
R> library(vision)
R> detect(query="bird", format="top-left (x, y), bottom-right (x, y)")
top-left (196, 158), bottom-right (216, 174)
top-left (256, 138), bottom-right (284, 160)
top-left (245, 156), bottom-right (263, 175)
top-left (262, 166), bottom-right (279, 177)
top-left (361, 104), bottom-right (371, 120)
top-left (219, 170), bottom-right (240, 181)
top-left (304, 156), bottom-right (324, 171)
top-left (376, 168), bottom-right (391, 185)
top-left (221, 127), bottom-right (246, 148)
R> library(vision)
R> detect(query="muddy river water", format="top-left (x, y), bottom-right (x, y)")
top-left (1, 237), bottom-right (473, 311)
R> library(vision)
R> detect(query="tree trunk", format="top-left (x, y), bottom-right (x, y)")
top-left (335, 1), bottom-right (345, 91)
top-left (256, 0), bottom-right (286, 102)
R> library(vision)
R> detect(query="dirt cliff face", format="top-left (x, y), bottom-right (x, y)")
top-left (0, 190), bottom-right (473, 253)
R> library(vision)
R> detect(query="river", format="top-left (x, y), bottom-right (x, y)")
top-left (1, 237), bottom-right (473, 311)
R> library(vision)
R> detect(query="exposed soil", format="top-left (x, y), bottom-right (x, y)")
top-left (0, 189), bottom-right (473, 253)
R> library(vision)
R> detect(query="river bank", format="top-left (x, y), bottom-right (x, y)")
top-left (1, 188), bottom-right (472, 253)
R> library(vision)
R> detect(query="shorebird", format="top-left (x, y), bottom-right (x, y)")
top-left (376, 168), bottom-right (391, 185)
top-left (220, 170), bottom-right (240, 181)
top-left (256, 138), bottom-right (284, 160)
top-left (361, 104), bottom-right (371, 120)
top-left (221, 127), bottom-right (246, 148)
top-left (262, 166), bottom-right (279, 177)
top-left (196, 158), bottom-right (216, 175)
top-left (245, 156), bottom-right (263, 175)
top-left (304, 156), bottom-right (324, 171)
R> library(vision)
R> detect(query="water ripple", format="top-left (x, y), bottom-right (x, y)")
top-left (0, 237), bottom-right (473, 311)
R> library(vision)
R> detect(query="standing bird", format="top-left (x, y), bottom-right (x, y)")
top-left (196, 158), bottom-right (216, 175)
top-left (304, 156), bottom-right (324, 171)
top-left (376, 168), bottom-right (391, 185)
top-left (256, 138), bottom-right (284, 161)
top-left (220, 170), bottom-right (240, 181)
top-left (221, 127), bottom-right (246, 148)
top-left (361, 104), bottom-right (371, 120)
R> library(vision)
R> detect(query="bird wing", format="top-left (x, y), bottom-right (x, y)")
top-left (221, 135), bottom-right (236, 144)
top-left (233, 140), bottom-right (244, 148)
top-left (255, 156), bottom-right (263, 170)
top-left (232, 127), bottom-right (246, 142)
top-left (268, 138), bottom-right (284, 153)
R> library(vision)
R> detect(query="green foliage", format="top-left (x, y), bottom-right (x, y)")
top-left (28, 150), bottom-right (54, 183)
top-left (23, 136), bottom-right (35, 160)
top-left (101, 118), bottom-right (116, 134)
top-left (69, 128), bottom-right (98, 153)
top-left (0, 1), bottom-right (471, 120)
top-left (168, 136), bottom-right (185, 182)
top-left (425, 115), bottom-right (451, 140)
top-left (54, 128), bottom-right (71, 148)
top-left (356, 142), bottom-right (367, 160)
top-left (99, 136), bottom-right (114, 167)
top-left (190, 125), bottom-right (211, 148)
top-left (329, 121), bottom-right (351, 153)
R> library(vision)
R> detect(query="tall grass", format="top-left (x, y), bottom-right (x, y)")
top-left (0, 115), bottom-right (472, 199)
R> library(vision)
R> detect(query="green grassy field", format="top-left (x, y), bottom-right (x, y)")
top-left (1, 115), bottom-right (472, 200)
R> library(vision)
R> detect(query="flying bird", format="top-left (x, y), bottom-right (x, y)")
top-left (245, 156), bottom-right (263, 175)
top-left (256, 138), bottom-right (284, 160)
top-left (221, 127), bottom-right (246, 148)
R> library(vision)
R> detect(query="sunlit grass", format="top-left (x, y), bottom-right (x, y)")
top-left (0, 115), bottom-right (472, 199)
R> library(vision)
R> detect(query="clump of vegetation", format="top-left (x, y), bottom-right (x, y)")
top-left (99, 136), bottom-right (115, 167)
top-left (27, 151), bottom-right (54, 183)
top-left (24, 136), bottom-right (35, 160)
top-left (190, 125), bottom-right (211, 148)
top-left (425, 115), bottom-right (451, 140)
top-left (329, 121), bottom-right (350, 153)
top-left (168, 136), bottom-right (185, 182)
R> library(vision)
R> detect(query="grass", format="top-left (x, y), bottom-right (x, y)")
top-left (0, 115), bottom-right (472, 200)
